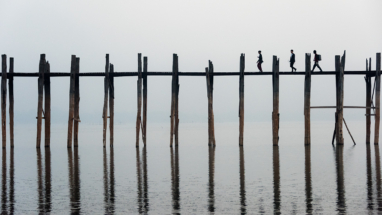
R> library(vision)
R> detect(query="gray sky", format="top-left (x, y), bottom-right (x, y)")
top-left (1, 0), bottom-right (382, 124)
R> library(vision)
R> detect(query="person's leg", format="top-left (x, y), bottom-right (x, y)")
top-left (312, 62), bottom-right (317, 72)
top-left (317, 63), bottom-right (322, 72)
top-left (259, 63), bottom-right (263, 72)
top-left (291, 62), bottom-right (296, 72)
top-left (290, 62), bottom-right (293, 72)
top-left (257, 62), bottom-right (262, 72)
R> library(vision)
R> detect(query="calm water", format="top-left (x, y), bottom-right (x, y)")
top-left (1, 121), bottom-right (382, 214)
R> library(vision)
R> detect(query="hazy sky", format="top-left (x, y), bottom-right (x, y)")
top-left (1, 0), bottom-right (382, 125)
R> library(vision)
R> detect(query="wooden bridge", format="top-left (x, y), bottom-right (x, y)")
top-left (1, 51), bottom-right (381, 149)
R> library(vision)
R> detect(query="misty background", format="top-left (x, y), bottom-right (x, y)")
top-left (1, 0), bottom-right (381, 125)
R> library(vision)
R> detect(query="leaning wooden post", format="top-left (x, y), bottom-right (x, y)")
top-left (206, 60), bottom-right (216, 146)
top-left (109, 64), bottom-right (114, 147)
top-left (335, 56), bottom-right (344, 145)
top-left (304, 54), bottom-right (311, 145)
top-left (102, 54), bottom-right (109, 147)
top-left (136, 53), bottom-right (143, 147)
top-left (174, 55), bottom-right (180, 147)
top-left (239, 54), bottom-right (245, 146)
top-left (366, 58), bottom-right (372, 144)
top-left (1, 55), bottom-right (6, 149)
top-left (36, 54), bottom-right (45, 148)
top-left (67, 55), bottom-right (76, 148)
top-left (73, 58), bottom-right (80, 147)
top-left (44, 61), bottom-right (51, 147)
top-left (142, 57), bottom-right (148, 145)
top-left (9, 58), bottom-right (14, 148)
top-left (375, 53), bottom-right (381, 145)
top-left (272, 56), bottom-right (280, 146)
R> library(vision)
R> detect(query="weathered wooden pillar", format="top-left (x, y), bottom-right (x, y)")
top-left (170, 54), bottom-right (179, 147)
top-left (239, 54), bottom-right (245, 146)
top-left (73, 58), bottom-right (80, 147)
top-left (208, 146), bottom-right (215, 212)
top-left (375, 53), bottom-right (381, 145)
top-left (103, 54), bottom-right (109, 147)
top-left (1, 55), bottom-right (7, 149)
top-left (366, 58), bottom-right (372, 144)
top-left (37, 54), bottom-right (45, 148)
top-left (304, 145), bottom-right (312, 213)
top-left (273, 145), bottom-right (280, 213)
top-left (335, 55), bottom-right (344, 145)
top-left (9, 58), bottom-right (14, 148)
top-left (109, 64), bottom-right (114, 147)
top-left (142, 57), bottom-right (148, 145)
top-left (206, 60), bottom-right (216, 146)
top-left (304, 54), bottom-right (311, 145)
top-left (44, 61), bottom-right (51, 147)
top-left (136, 53), bottom-right (143, 147)
top-left (239, 146), bottom-right (246, 213)
top-left (67, 55), bottom-right (76, 148)
top-left (272, 56), bottom-right (280, 146)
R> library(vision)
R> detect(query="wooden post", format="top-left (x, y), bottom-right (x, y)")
top-left (174, 55), bottom-right (179, 147)
top-left (208, 146), bottom-right (215, 212)
top-left (9, 58), bottom-right (14, 148)
top-left (73, 58), bottom-right (80, 147)
top-left (103, 54), bottom-right (109, 147)
top-left (304, 53), bottom-right (311, 145)
top-left (366, 58), bottom-right (372, 144)
top-left (239, 54), bottom-right (245, 146)
top-left (335, 55), bottom-right (344, 145)
top-left (44, 61), bottom-right (51, 147)
top-left (273, 146), bottom-right (280, 213)
top-left (304, 146), bottom-right (312, 213)
top-left (206, 60), bottom-right (216, 146)
top-left (239, 146), bottom-right (246, 214)
top-left (170, 54), bottom-right (179, 147)
top-left (67, 55), bottom-right (76, 148)
top-left (375, 53), bottom-right (381, 145)
top-left (1, 55), bottom-right (6, 149)
top-left (272, 56), bottom-right (280, 146)
top-left (136, 53), bottom-right (143, 147)
top-left (109, 64), bottom-right (114, 147)
top-left (36, 54), bottom-right (45, 148)
top-left (142, 57), bottom-right (148, 145)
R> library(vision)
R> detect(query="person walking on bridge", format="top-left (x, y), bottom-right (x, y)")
top-left (311, 50), bottom-right (323, 72)
top-left (257, 50), bottom-right (263, 72)
top-left (290, 49), bottom-right (296, 72)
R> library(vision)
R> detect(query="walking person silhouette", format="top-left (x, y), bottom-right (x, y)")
top-left (257, 50), bottom-right (263, 72)
top-left (311, 50), bottom-right (322, 72)
top-left (290, 50), bottom-right (296, 72)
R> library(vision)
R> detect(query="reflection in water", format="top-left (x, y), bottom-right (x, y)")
top-left (366, 144), bottom-right (373, 210)
top-left (334, 145), bottom-right (346, 213)
top-left (170, 146), bottom-right (180, 213)
top-left (103, 147), bottom-right (115, 214)
top-left (375, 145), bottom-right (382, 211)
top-left (208, 146), bottom-right (215, 212)
top-left (1, 150), bottom-right (6, 214)
top-left (136, 147), bottom-right (149, 214)
top-left (68, 148), bottom-right (81, 214)
top-left (36, 148), bottom-right (52, 213)
top-left (273, 146), bottom-right (281, 214)
top-left (239, 146), bottom-right (246, 214)
top-left (305, 146), bottom-right (313, 213)
top-left (9, 148), bottom-right (14, 214)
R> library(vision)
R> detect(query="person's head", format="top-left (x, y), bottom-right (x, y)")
top-left (313, 50), bottom-right (316, 54)
top-left (291, 49), bottom-right (293, 53)
top-left (258, 50), bottom-right (261, 54)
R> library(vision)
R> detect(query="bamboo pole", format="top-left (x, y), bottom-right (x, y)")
top-left (272, 56), bottom-right (280, 146)
top-left (239, 54), bottom-right (245, 146)
top-left (335, 55), bottom-right (344, 145)
top-left (103, 54), bottom-right (109, 147)
top-left (9, 58), bottom-right (14, 148)
top-left (67, 55), bottom-right (76, 148)
top-left (1, 55), bottom-right (6, 149)
top-left (142, 57), bottom-right (148, 145)
top-left (36, 54), bottom-right (45, 148)
top-left (109, 64), bottom-right (114, 147)
top-left (366, 58), bottom-right (371, 144)
top-left (44, 61), bottom-right (51, 147)
top-left (136, 53), bottom-right (143, 147)
top-left (73, 58), bottom-right (80, 147)
top-left (375, 53), bottom-right (381, 145)
top-left (304, 53), bottom-right (311, 145)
